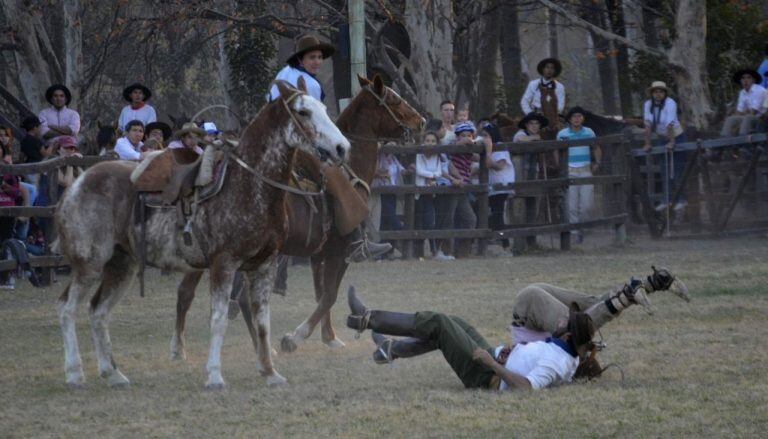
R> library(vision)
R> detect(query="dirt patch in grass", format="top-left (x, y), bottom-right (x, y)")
top-left (1, 235), bottom-right (767, 437)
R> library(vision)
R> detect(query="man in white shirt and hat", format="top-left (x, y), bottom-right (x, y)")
top-left (720, 68), bottom-right (766, 137)
top-left (521, 58), bottom-right (566, 140)
top-left (39, 84), bottom-right (81, 142)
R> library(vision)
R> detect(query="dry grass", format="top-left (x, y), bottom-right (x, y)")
top-left (2, 233), bottom-right (768, 438)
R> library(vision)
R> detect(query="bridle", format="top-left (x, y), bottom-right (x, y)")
top-left (343, 85), bottom-right (416, 143)
top-left (227, 84), bottom-right (324, 197)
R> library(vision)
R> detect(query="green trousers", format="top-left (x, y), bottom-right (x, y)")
top-left (413, 312), bottom-right (495, 389)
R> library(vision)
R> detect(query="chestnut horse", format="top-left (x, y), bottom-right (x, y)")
top-left (172, 75), bottom-right (424, 360)
top-left (55, 81), bottom-right (349, 389)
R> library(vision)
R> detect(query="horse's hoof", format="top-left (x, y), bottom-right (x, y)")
top-left (107, 370), bottom-right (131, 388)
top-left (280, 334), bottom-right (298, 353)
top-left (266, 373), bottom-right (288, 387)
top-left (170, 351), bottom-right (187, 361)
top-left (323, 338), bottom-right (346, 349)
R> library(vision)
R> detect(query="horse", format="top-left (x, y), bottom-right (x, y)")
top-left (171, 74), bottom-right (425, 360)
top-left (95, 121), bottom-right (119, 156)
top-left (54, 80), bottom-right (349, 390)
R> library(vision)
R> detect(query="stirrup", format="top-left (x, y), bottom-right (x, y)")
top-left (345, 239), bottom-right (369, 264)
top-left (346, 311), bottom-right (371, 338)
top-left (373, 338), bottom-right (394, 365)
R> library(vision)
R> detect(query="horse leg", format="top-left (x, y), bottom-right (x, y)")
top-left (89, 248), bottom-right (136, 388)
top-left (171, 270), bottom-right (204, 361)
top-left (280, 254), bottom-right (325, 352)
top-left (319, 253), bottom-right (348, 348)
top-left (243, 256), bottom-right (287, 386)
top-left (58, 266), bottom-right (100, 388)
top-left (205, 256), bottom-right (237, 390)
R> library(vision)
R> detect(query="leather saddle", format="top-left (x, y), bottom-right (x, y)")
top-left (130, 147), bottom-right (215, 205)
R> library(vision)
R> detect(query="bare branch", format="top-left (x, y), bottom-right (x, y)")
top-left (534, 0), bottom-right (667, 59)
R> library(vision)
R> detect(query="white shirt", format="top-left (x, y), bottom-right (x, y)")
top-left (643, 97), bottom-right (682, 136)
top-left (736, 84), bottom-right (767, 113)
top-left (118, 104), bottom-right (157, 132)
top-left (494, 340), bottom-right (579, 390)
top-left (38, 106), bottom-right (81, 137)
top-left (415, 154), bottom-right (443, 186)
top-left (114, 137), bottom-right (143, 161)
top-left (269, 65), bottom-right (323, 102)
top-left (521, 79), bottom-right (566, 114)
top-left (489, 150), bottom-right (515, 195)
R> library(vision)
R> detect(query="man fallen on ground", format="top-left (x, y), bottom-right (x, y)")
top-left (348, 267), bottom-right (689, 390)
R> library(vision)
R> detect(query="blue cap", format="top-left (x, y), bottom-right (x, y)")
top-left (454, 121), bottom-right (476, 135)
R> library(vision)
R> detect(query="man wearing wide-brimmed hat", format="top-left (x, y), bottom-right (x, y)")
top-left (38, 84), bottom-right (81, 141)
top-left (168, 122), bottom-right (205, 155)
top-left (521, 58), bottom-right (566, 139)
top-left (720, 68), bottom-right (766, 137)
top-left (145, 121), bottom-right (172, 148)
top-left (269, 35), bottom-right (335, 103)
top-left (118, 83), bottom-right (157, 133)
top-left (268, 35), bottom-right (391, 263)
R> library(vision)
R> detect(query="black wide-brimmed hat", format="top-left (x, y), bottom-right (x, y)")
top-left (537, 58), bottom-right (562, 77)
top-left (287, 35), bottom-right (336, 67)
top-left (122, 83), bottom-right (152, 102)
top-left (145, 121), bottom-right (172, 141)
top-left (732, 69), bottom-right (761, 84)
top-left (518, 112), bottom-right (550, 130)
top-left (45, 84), bottom-right (72, 106)
top-left (566, 106), bottom-right (588, 121)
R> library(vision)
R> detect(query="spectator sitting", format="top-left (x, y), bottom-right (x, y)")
top-left (38, 84), bottom-right (81, 143)
top-left (641, 81), bottom-right (687, 212)
top-left (720, 69), bottom-right (766, 137)
top-left (55, 136), bottom-right (84, 193)
top-left (414, 131), bottom-right (445, 258)
top-left (118, 83), bottom-right (157, 132)
top-left (557, 107), bottom-right (600, 244)
top-left (144, 121), bottom-right (172, 149)
top-left (0, 134), bottom-right (30, 290)
top-left (114, 120), bottom-right (147, 161)
top-left (168, 123), bottom-right (205, 155)
top-left (20, 116), bottom-right (54, 190)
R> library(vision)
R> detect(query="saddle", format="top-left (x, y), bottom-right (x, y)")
top-left (131, 147), bottom-right (217, 205)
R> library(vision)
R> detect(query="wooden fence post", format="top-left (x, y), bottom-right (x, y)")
top-left (477, 149), bottom-right (489, 256)
top-left (41, 169), bottom-right (59, 285)
top-left (559, 143), bottom-right (571, 250)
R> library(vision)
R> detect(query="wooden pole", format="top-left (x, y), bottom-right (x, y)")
top-left (349, 0), bottom-right (366, 96)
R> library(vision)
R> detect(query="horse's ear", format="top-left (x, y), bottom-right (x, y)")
top-left (372, 74), bottom-right (385, 97)
top-left (97, 120), bottom-right (103, 129)
top-left (112, 120), bottom-right (118, 130)
top-left (276, 80), bottom-right (294, 101)
top-left (357, 75), bottom-right (372, 87)
top-left (296, 76), bottom-right (307, 93)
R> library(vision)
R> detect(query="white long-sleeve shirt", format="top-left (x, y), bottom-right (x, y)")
top-left (269, 65), bottom-right (324, 102)
top-left (521, 79), bottom-right (566, 114)
top-left (643, 97), bottom-right (682, 136)
top-left (415, 154), bottom-right (443, 186)
top-left (735, 84), bottom-right (767, 114)
top-left (38, 106), bottom-right (81, 137)
top-left (114, 137), bottom-right (143, 161)
top-left (118, 104), bottom-right (157, 132)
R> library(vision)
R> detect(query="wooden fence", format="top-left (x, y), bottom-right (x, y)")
top-left (0, 155), bottom-right (111, 284)
top-left (372, 134), bottom-right (631, 258)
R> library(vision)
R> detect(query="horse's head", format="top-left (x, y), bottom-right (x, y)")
top-left (356, 74), bottom-right (425, 140)
top-left (273, 79), bottom-right (350, 162)
top-left (96, 120), bottom-right (119, 149)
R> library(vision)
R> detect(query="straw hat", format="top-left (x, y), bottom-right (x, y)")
top-left (646, 81), bottom-right (670, 96)
top-left (174, 122), bottom-right (205, 139)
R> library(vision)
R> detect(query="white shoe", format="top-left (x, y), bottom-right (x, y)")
top-left (432, 251), bottom-right (454, 261)
top-left (673, 201), bottom-right (687, 211)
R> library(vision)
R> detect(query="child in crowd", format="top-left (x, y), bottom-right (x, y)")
top-left (414, 131), bottom-right (446, 258)
top-left (56, 136), bottom-right (84, 194)
top-left (480, 121), bottom-right (515, 250)
top-left (168, 123), bottom-right (205, 155)
top-left (0, 131), bottom-right (29, 289)
top-left (373, 144), bottom-right (407, 257)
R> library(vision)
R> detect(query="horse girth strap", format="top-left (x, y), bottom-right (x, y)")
top-left (341, 162), bottom-right (370, 196)
top-left (230, 152), bottom-right (324, 197)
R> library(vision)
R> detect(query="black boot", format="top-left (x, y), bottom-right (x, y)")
top-left (346, 226), bottom-right (392, 263)
top-left (371, 332), bottom-right (437, 364)
top-left (346, 285), bottom-right (417, 337)
top-left (643, 266), bottom-right (690, 302)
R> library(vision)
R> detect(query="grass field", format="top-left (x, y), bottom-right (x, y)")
top-left (1, 233), bottom-right (767, 438)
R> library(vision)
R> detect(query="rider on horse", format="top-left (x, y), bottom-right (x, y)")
top-left (521, 58), bottom-right (566, 140)
top-left (270, 35), bottom-right (391, 262)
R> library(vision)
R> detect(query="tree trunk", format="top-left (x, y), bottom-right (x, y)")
top-left (61, 0), bottom-right (83, 104)
top-left (605, 0), bottom-right (632, 116)
top-left (499, 0), bottom-right (527, 115)
top-left (547, 7), bottom-right (558, 58)
top-left (667, 0), bottom-right (712, 130)
top-left (474, 0), bottom-right (500, 117)
top-left (581, 0), bottom-right (618, 115)
top-left (641, 0), bottom-right (661, 48)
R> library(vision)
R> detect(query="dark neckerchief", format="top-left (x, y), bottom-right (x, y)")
top-left (546, 337), bottom-right (577, 357)
top-left (650, 97), bottom-right (666, 133)
top-left (539, 78), bottom-right (556, 90)
top-left (295, 66), bottom-right (325, 102)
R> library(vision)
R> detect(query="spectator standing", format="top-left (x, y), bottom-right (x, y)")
top-left (144, 121), bottom-right (172, 148)
top-left (55, 136), bottom-right (84, 193)
top-left (449, 122), bottom-right (481, 258)
top-left (0, 133), bottom-right (27, 290)
top-left (414, 131), bottom-right (444, 258)
top-left (168, 123), bottom-right (205, 155)
top-left (557, 107), bottom-right (600, 243)
top-left (720, 69), bottom-right (766, 137)
top-left (482, 122), bottom-right (515, 251)
top-left (641, 81), bottom-right (687, 212)
top-left (514, 113), bottom-right (550, 245)
top-left (436, 100), bottom-right (456, 145)
top-left (118, 83), bottom-right (157, 132)
top-left (114, 120), bottom-right (147, 161)
top-left (38, 84), bottom-right (81, 142)
top-left (19, 116), bottom-right (54, 189)
top-left (373, 147), bottom-right (406, 258)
